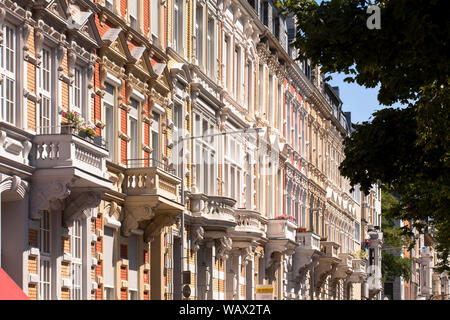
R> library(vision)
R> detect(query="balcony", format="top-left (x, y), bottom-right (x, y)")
top-left (296, 231), bottom-right (321, 251)
top-left (335, 253), bottom-right (353, 279)
top-left (122, 159), bottom-right (184, 240)
top-left (32, 134), bottom-right (109, 185)
top-left (30, 133), bottom-right (112, 221)
top-left (123, 159), bottom-right (180, 202)
top-left (349, 259), bottom-right (367, 283)
top-left (320, 241), bottom-right (341, 261)
top-left (229, 209), bottom-right (267, 241)
top-left (267, 218), bottom-right (297, 243)
top-left (190, 194), bottom-right (237, 230)
top-left (314, 241), bottom-right (341, 292)
top-left (292, 231), bottom-right (322, 279)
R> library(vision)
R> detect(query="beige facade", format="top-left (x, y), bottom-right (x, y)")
top-left (0, 0), bottom-right (383, 300)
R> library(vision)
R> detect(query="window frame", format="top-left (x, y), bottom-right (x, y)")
top-left (0, 22), bottom-right (17, 126)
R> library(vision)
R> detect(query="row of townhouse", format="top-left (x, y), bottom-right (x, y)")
top-left (0, 0), bottom-right (383, 300)
top-left (383, 221), bottom-right (449, 300)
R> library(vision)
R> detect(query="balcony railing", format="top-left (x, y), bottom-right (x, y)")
top-left (352, 259), bottom-right (367, 274)
top-left (123, 158), bottom-right (180, 201)
top-left (234, 209), bottom-right (267, 236)
top-left (32, 133), bottom-right (109, 179)
top-left (190, 194), bottom-right (236, 227)
top-left (126, 158), bottom-right (175, 175)
top-left (267, 218), bottom-right (297, 243)
top-left (296, 231), bottom-right (321, 251)
top-left (320, 241), bottom-right (340, 260)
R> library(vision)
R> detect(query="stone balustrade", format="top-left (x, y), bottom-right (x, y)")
top-left (234, 209), bottom-right (267, 237)
top-left (32, 134), bottom-right (108, 179)
top-left (190, 194), bottom-right (236, 228)
top-left (296, 231), bottom-right (321, 251)
top-left (320, 241), bottom-right (340, 260)
top-left (123, 167), bottom-right (180, 202)
top-left (267, 219), bottom-right (297, 242)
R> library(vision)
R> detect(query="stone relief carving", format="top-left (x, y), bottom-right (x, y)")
top-left (215, 236), bottom-right (232, 260)
top-left (191, 225), bottom-right (205, 253)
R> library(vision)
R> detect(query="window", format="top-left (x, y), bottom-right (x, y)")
top-left (173, 0), bottom-right (183, 54)
top-left (0, 23), bottom-right (16, 125)
top-left (294, 108), bottom-right (299, 151)
top-left (224, 36), bottom-right (230, 89)
top-left (39, 210), bottom-right (51, 300)
top-left (39, 47), bottom-right (52, 134)
top-left (129, 0), bottom-right (138, 30)
top-left (258, 64), bottom-right (264, 115)
top-left (267, 74), bottom-right (273, 124)
top-left (72, 66), bottom-right (83, 116)
top-left (286, 100), bottom-right (291, 144)
top-left (246, 60), bottom-right (253, 111)
top-left (71, 218), bottom-right (83, 300)
top-left (151, 112), bottom-right (160, 164)
top-left (234, 46), bottom-right (241, 101)
top-left (172, 103), bottom-right (183, 177)
top-left (194, 113), bottom-right (216, 195)
top-left (104, 83), bottom-right (115, 160)
top-left (276, 83), bottom-right (282, 130)
top-left (104, 227), bottom-right (115, 300)
top-left (129, 98), bottom-right (139, 163)
top-left (195, 5), bottom-right (203, 67)
top-left (151, 0), bottom-right (159, 37)
top-left (354, 221), bottom-right (361, 243)
top-left (301, 193), bottom-right (307, 228)
top-left (128, 235), bottom-right (138, 297)
top-left (207, 18), bottom-right (215, 78)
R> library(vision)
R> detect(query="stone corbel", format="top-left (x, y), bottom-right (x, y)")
top-left (265, 250), bottom-right (282, 283)
top-left (63, 191), bottom-right (103, 227)
top-left (143, 212), bottom-right (178, 242)
top-left (30, 179), bottom-right (74, 220)
top-left (191, 225), bottom-right (204, 253)
top-left (34, 20), bottom-right (45, 66)
top-left (215, 236), bottom-right (232, 260)
top-left (121, 205), bottom-right (154, 238)
top-left (241, 246), bottom-right (253, 267)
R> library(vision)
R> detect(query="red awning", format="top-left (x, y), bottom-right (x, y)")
top-left (0, 267), bottom-right (29, 300)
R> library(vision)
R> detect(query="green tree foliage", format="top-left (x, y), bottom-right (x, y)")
top-left (380, 191), bottom-right (411, 283)
top-left (280, 0), bottom-right (450, 271)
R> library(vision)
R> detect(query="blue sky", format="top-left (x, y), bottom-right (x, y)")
top-left (327, 72), bottom-right (405, 124)
top-left (327, 72), bottom-right (382, 124)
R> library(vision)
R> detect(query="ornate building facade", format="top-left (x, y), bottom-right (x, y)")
top-left (0, 0), bottom-right (384, 300)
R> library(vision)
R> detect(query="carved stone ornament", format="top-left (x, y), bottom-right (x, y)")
top-left (215, 236), bottom-right (232, 260)
top-left (191, 225), bottom-right (205, 253)
top-left (63, 191), bottom-right (103, 226)
top-left (30, 179), bottom-right (74, 220)
top-left (121, 205), bottom-right (154, 237)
